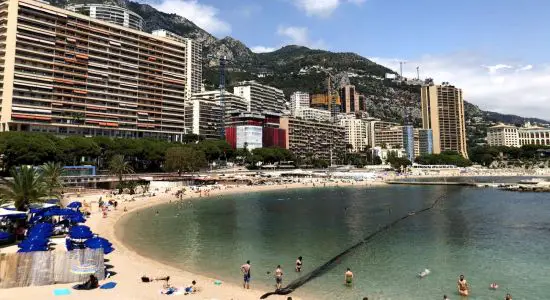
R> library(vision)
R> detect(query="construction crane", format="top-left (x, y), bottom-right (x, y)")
top-left (207, 55), bottom-right (232, 139)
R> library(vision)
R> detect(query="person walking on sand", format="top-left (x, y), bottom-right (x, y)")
top-left (344, 268), bottom-right (353, 286)
top-left (241, 260), bottom-right (251, 289)
top-left (457, 274), bottom-right (469, 296)
top-left (275, 265), bottom-right (283, 290)
top-left (295, 256), bottom-right (303, 272)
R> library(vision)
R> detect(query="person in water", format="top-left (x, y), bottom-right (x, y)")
top-left (443, 295), bottom-right (449, 300)
top-left (344, 268), bottom-right (353, 286)
top-left (457, 274), bottom-right (469, 296)
top-left (241, 260), bottom-right (251, 289)
top-left (505, 293), bottom-right (512, 300)
top-left (295, 256), bottom-right (303, 272)
top-left (274, 265), bottom-right (283, 290)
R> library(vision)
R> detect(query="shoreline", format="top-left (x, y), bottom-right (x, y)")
top-left (0, 180), bottom-right (384, 300)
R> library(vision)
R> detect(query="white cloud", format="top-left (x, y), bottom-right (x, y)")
top-left (371, 54), bottom-right (550, 120)
top-left (277, 26), bottom-right (326, 49)
top-left (149, 0), bottom-right (230, 35)
top-left (251, 46), bottom-right (276, 53)
top-left (292, 0), bottom-right (365, 17)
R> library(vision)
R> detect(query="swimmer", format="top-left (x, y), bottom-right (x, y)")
top-left (490, 282), bottom-right (499, 290)
top-left (505, 293), bottom-right (512, 300)
top-left (457, 274), bottom-right (469, 296)
top-left (155, 210), bottom-right (159, 216)
top-left (274, 265), bottom-right (283, 290)
top-left (443, 295), bottom-right (449, 300)
top-left (295, 256), bottom-right (303, 272)
top-left (344, 268), bottom-right (353, 287)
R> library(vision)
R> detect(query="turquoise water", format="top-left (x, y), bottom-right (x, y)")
top-left (119, 185), bottom-right (550, 299)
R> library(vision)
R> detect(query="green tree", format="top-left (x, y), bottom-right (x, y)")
top-left (108, 155), bottom-right (134, 193)
top-left (41, 162), bottom-right (65, 198)
top-left (0, 166), bottom-right (47, 211)
top-left (387, 152), bottom-right (411, 171)
top-left (165, 146), bottom-right (207, 175)
top-left (0, 132), bottom-right (61, 170)
top-left (373, 156), bottom-right (383, 165)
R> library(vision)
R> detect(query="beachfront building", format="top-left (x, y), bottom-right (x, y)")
top-left (233, 81), bottom-right (285, 115)
top-left (421, 83), bottom-right (468, 157)
top-left (295, 107), bottom-right (331, 122)
top-left (487, 124), bottom-right (520, 147)
top-left (65, 3), bottom-right (144, 31)
top-left (340, 115), bottom-right (367, 152)
top-left (518, 124), bottom-right (550, 146)
top-left (365, 119), bottom-right (400, 147)
top-left (369, 146), bottom-right (406, 164)
top-left (280, 117), bottom-right (345, 163)
top-left (0, 0), bottom-right (202, 141)
top-left (225, 112), bottom-right (286, 150)
top-left (184, 98), bottom-right (222, 140)
top-left (290, 91), bottom-right (310, 115)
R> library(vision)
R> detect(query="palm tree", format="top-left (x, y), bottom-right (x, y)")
top-left (108, 155), bottom-right (134, 193)
top-left (41, 162), bottom-right (65, 198)
top-left (0, 166), bottom-right (47, 211)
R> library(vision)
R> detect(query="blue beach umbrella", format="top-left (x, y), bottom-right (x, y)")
top-left (69, 225), bottom-right (93, 240)
top-left (18, 244), bottom-right (48, 252)
top-left (44, 208), bottom-right (79, 217)
top-left (18, 238), bottom-right (49, 248)
top-left (66, 214), bottom-right (86, 224)
top-left (67, 202), bottom-right (82, 209)
top-left (85, 237), bottom-right (114, 254)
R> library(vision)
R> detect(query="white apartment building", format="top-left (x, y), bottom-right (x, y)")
top-left (187, 91), bottom-right (247, 118)
top-left (184, 99), bottom-right (222, 140)
top-left (290, 92), bottom-right (310, 115)
top-left (295, 107), bottom-right (331, 122)
top-left (487, 124), bottom-right (520, 147)
top-left (233, 81), bottom-right (285, 114)
top-left (340, 117), bottom-right (367, 152)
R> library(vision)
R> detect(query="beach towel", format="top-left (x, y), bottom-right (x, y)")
top-left (100, 282), bottom-right (117, 289)
top-left (53, 288), bottom-right (71, 296)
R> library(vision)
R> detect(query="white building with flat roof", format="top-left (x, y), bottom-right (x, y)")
top-left (295, 107), bottom-right (331, 122)
top-left (487, 124), bottom-right (520, 147)
top-left (290, 92), bottom-right (310, 115)
top-left (340, 117), bottom-right (367, 152)
top-left (234, 81), bottom-right (285, 115)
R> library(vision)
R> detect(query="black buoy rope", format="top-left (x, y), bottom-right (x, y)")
top-left (260, 194), bottom-right (445, 299)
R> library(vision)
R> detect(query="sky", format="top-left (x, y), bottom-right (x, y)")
top-left (140, 0), bottom-right (550, 120)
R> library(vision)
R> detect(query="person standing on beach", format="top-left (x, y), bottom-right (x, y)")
top-left (345, 268), bottom-right (353, 286)
top-left (241, 260), bottom-right (251, 289)
top-left (274, 265), bottom-right (283, 290)
top-left (295, 256), bottom-right (303, 272)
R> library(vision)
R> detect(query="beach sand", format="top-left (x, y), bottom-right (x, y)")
top-left (0, 180), bottom-right (385, 300)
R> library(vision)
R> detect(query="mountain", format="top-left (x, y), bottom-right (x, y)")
top-left (54, 0), bottom-right (549, 148)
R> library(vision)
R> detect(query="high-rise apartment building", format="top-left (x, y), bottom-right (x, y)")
top-left (339, 85), bottom-right (360, 113)
top-left (421, 83), bottom-right (468, 157)
top-left (310, 93), bottom-right (340, 115)
top-left (184, 98), bottom-right (222, 140)
top-left (289, 91), bottom-right (310, 114)
top-left (187, 91), bottom-right (247, 121)
top-left (233, 81), bottom-right (285, 115)
top-left (152, 29), bottom-right (202, 99)
top-left (418, 129), bottom-right (434, 156)
top-left (365, 119), bottom-right (401, 147)
top-left (66, 4), bottom-right (144, 31)
top-left (0, 0), bottom-right (202, 141)
top-left (295, 107), bottom-right (331, 122)
top-left (340, 116), bottom-right (367, 152)
top-left (280, 117), bottom-right (345, 163)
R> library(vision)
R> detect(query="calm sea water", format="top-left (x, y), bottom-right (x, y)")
top-left (119, 185), bottom-right (550, 299)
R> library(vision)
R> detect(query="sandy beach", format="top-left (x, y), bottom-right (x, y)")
top-left (0, 179), bottom-right (385, 300)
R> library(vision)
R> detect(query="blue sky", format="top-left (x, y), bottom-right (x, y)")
top-left (144, 0), bottom-right (550, 119)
